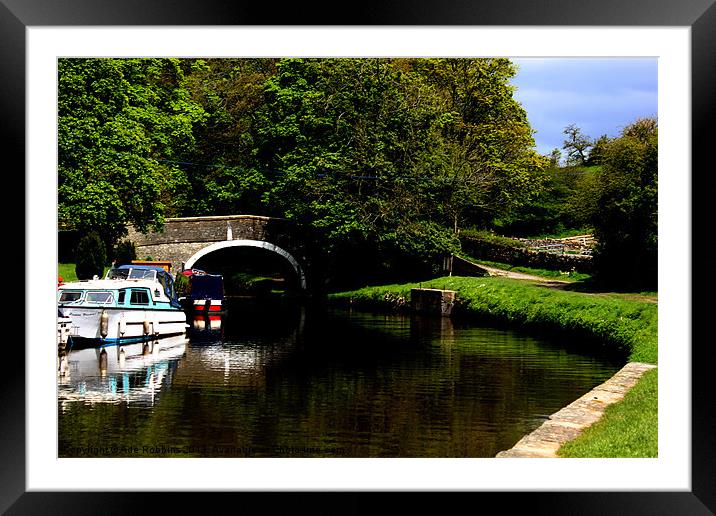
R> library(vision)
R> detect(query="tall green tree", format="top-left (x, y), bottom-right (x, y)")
top-left (591, 117), bottom-right (658, 288)
top-left (413, 58), bottom-right (548, 231)
top-left (179, 58), bottom-right (277, 215)
top-left (58, 58), bottom-right (207, 248)
top-left (253, 58), bottom-right (459, 280)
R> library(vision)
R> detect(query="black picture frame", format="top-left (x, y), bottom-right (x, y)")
top-left (5, 0), bottom-right (712, 513)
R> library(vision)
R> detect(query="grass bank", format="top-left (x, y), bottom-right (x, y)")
top-left (328, 275), bottom-right (657, 364)
top-left (558, 367), bottom-right (658, 457)
top-left (58, 263), bottom-right (79, 283)
top-left (58, 263), bottom-right (110, 283)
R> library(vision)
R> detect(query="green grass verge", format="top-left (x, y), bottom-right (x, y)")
top-left (58, 263), bottom-right (78, 283)
top-left (329, 275), bottom-right (657, 364)
top-left (58, 263), bottom-right (109, 283)
top-left (557, 368), bottom-right (658, 457)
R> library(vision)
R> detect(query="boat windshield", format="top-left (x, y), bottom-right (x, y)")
top-left (105, 266), bottom-right (180, 307)
top-left (107, 268), bottom-right (129, 280)
top-left (107, 268), bottom-right (157, 281)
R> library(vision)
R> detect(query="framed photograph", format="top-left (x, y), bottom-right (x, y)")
top-left (6, 0), bottom-right (712, 512)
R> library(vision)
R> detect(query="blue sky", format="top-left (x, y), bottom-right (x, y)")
top-left (509, 58), bottom-right (658, 158)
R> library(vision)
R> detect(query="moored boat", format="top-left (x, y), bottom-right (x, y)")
top-left (57, 309), bottom-right (74, 346)
top-left (57, 265), bottom-right (188, 349)
top-left (179, 270), bottom-right (225, 316)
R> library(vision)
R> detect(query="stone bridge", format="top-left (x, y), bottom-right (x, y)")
top-left (126, 215), bottom-right (309, 289)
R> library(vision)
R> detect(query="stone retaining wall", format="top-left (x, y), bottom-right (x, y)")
top-left (517, 234), bottom-right (595, 256)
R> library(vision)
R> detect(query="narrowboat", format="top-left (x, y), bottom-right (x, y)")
top-left (179, 270), bottom-right (225, 316)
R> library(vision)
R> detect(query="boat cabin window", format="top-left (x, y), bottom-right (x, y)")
top-left (86, 291), bottom-right (114, 304)
top-left (130, 289), bottom-right (150, 305)
top-left (117, 289), bottom-right (126, 304)
top-left (58, 291), bottom-right (83, 303)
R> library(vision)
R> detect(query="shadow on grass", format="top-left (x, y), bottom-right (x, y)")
top-left (559, 277), bottom-right (658, 297)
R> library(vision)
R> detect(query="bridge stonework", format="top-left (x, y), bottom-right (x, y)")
top-left (125, 215), bottom-right (309, 287)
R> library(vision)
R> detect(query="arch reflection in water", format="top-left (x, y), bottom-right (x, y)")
top-left (58, 334), bottom-right (188, 408)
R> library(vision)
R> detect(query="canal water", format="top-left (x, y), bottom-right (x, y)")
top-left (58, 299), bottom-right (623, 458)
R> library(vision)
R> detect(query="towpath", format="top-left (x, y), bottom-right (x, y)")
top-left (476, 264), bottom-right (571, 286)
top-left (472, 262), bottom-right (658, 304)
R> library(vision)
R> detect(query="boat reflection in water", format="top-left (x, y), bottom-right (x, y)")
top-left (179, 306), bottom-right (303, 386)
top-left (58, 334), bottom-right (188, 408)
top-left (188, 314), bottom-right (224, 344)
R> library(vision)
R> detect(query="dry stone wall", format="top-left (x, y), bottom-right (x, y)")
top-left (460, 235), bottom-right (594, 273)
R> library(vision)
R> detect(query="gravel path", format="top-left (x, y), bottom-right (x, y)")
top-left (477, 264), bottom-right (571, 285)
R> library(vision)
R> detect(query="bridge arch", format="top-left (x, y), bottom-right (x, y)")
top-left (183, 239), bottom-right (307, 290)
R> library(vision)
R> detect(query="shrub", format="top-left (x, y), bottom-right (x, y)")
top-left (113, 240), bottom-right (137, 266)
top-left (75, 232), bottom-right (107, 280)
top-left (459, 228), bottom-right (526, 248)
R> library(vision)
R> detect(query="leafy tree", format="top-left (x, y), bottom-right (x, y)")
top-left (548, 148), bottom-right (562, 168)
top-left (179, 58), bottom-right (277, 215)
top-left (562, 167), bottom-right (602, 230)
top-left (251, 58), bottom-right (545, 286)
top-left (253, 58), bottom-right (460, 283)
top-left (591, 117), bottom-right (658, 288)
top-left (586, 134), bottom-right (610, 166)
top-left (58, 58), bottom-right (207, 249)
top-left (413, 58), bottom-right (548, 231)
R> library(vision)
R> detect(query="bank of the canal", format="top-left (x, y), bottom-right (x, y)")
top-left (327, 275), bottom-right (658, 458)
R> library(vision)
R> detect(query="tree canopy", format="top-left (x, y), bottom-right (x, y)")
top-left (58, 57), bottom-right (548, 285)
top-left (590, 117), bottom-right (658, 289)
top-left (58, 58), bottom-right (207, 246)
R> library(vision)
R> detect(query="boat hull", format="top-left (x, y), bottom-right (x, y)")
top-left (58, 306), bottom-right (187, 349)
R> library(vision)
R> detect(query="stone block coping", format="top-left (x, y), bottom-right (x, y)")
top-left (495, 362), bottom-right (657, 458)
